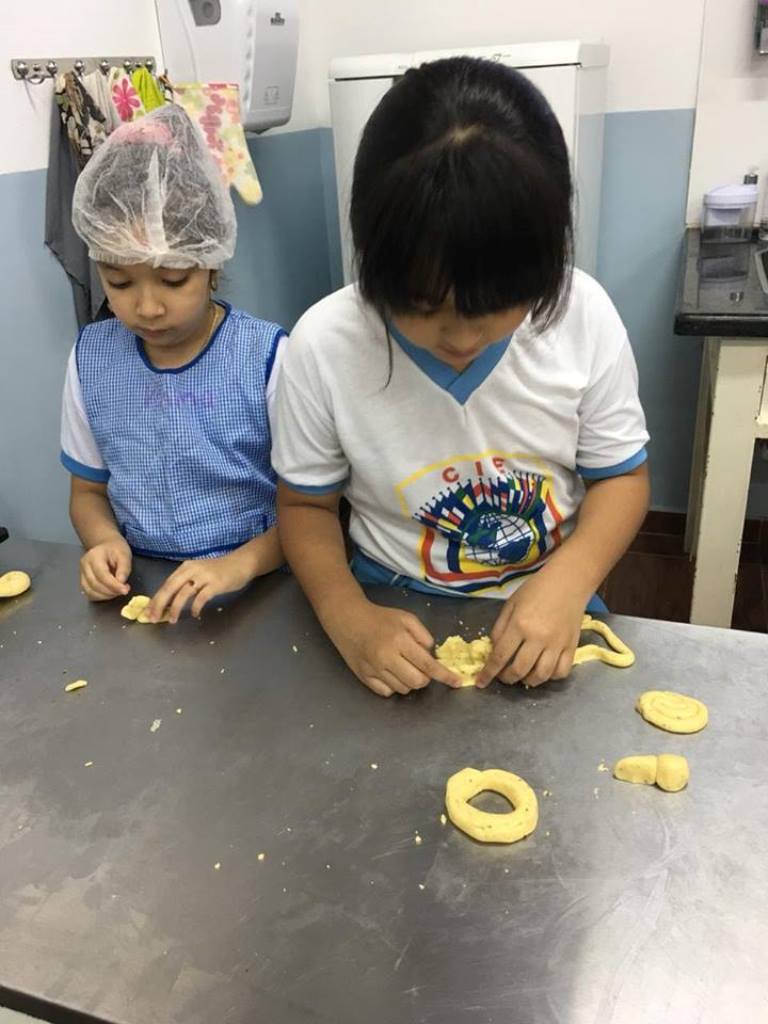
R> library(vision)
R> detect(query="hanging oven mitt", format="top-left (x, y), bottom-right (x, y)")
top-left (131, 67), bottom-right (166, 113)
top-left (172, 82), bottom-right (263, 205)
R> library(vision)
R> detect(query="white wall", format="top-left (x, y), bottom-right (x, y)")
top-left (0, 0), bottom-right (162, 175)
top-left (687, 0), bottom-right (768, 222)
top-left (285, 0), bottom-right (706, 134)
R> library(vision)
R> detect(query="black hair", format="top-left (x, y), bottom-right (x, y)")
top-left (350, 56), bottom-right (573, 327)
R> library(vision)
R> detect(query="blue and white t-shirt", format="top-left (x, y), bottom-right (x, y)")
top-left (271, 270), bottom-right (649, 599)
top-left (61, 302), bottom-right (285, 560)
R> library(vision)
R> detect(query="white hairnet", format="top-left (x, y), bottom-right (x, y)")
top-left (72, 105), bottom-right (236, 269)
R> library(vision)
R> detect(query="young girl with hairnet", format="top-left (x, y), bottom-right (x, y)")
top-left (60, 105), bottom-right (285, 622)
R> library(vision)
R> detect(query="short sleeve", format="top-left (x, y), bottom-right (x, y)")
top-left (60, 346), bottom-right (110, 482)
top-left (575, 286), bottom-right (650, 479)
top-left (269, 324), bottom-right (349, 494)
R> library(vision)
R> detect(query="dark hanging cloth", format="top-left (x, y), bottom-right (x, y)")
top-left (44, 77), bottom-right (105, 327)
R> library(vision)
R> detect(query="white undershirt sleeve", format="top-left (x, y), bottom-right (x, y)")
top-left (60, 346), bottom-right (110, 482)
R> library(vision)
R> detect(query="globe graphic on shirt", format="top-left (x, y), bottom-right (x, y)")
top-left (463, 511), bottom-right (534, 566)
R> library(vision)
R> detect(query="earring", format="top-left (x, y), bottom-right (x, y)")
top-left (210, 271), bottom-right (219, 292)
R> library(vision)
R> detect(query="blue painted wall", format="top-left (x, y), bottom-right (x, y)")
top-left (597, 108), bottom-right (701, 513)
top-left (1, 116), bottom-right (765, 546)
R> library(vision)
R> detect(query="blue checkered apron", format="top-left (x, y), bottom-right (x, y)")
top-left (77, 303), bottom-right (281, 559)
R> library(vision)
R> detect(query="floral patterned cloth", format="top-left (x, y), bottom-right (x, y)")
top-left (108, 68), bottom-right (146, 122)
top-left (173, 82), bottom-right (263, 205)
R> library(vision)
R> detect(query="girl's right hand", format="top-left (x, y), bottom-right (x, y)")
top-left (326, 598), bottom-right (462, 697)
top-left (79, 538), bottom-right (132, 602)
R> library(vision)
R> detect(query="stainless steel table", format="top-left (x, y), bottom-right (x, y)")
top-left (1, 539), bottom-right (767, 1024)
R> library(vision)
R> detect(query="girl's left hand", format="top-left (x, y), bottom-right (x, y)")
top-left (476, 567), bottom-right (589, 688)
top-left (145, 553), bottom-right (253, 624)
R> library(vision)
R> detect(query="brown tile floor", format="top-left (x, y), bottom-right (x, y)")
top-left (598, 512), bottom-right (768, 633)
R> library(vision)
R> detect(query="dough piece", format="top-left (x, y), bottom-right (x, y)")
top-left (435, 635), bottom-right (492, 687)
top-left (64, 679), bottom-right (88, 692)
top-left (613, 755), bottom-right (658, 785)
top-left (0, 571), bottom-right (31, 598)
top-left (573, 615), bottom-right (635, 668)
top-left (636, 690), bottom-right (708, 734)
top-left (445, 767), bottom-right (538, 843)
top-left (655, 754), bottom-right (689, 792)
top-left (120, 595), bottom-right (165, 624)
top-left (613, 754), bottom-right (689, 792)
top-left (121, 595), bottom-right (150, 621)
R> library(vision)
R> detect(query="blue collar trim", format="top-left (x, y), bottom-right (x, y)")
top-left (387, 320), bottom-right (511, 404)
top-left (136, 300), bottom-right (231, 375)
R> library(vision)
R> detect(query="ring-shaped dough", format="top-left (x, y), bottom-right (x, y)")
top-left (573, 615), bottom-right (635, 668)
top-left (445, 767), bottom-right (538, 843)
top-left (636, 690), bottom-right (708, 734)
top-left (0, 571), bottom-right (31, 598)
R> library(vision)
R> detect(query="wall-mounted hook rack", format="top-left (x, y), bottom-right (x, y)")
top-left (10, 56), bottom-right (157, 84)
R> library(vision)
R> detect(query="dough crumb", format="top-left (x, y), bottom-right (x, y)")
top-left (418, 883), bottom-right (425, 891)
top-left (257, 852), bottom-right (266, 861)
top-left (176, 708), bottom-right (182, 714)
top-left (209, 640), bottom-right (216, 645)
top-left (593, 787), bottom-right (599, 797)
top-left (150, 718), bottom-right (162, 733)
top-left (435, 634), bottom-right (493, 687)
top-left (597, 760), bottom-right (609, 772)
top-left (291, 644), bottom-right (299, 653)
top-left (84, 761), bottom-right (94, 767)
top-left (440, 814), bottom-right (447, 825)
top-left (64, 679), bottom-right (88, 693)
top-left (220, 668), bottom-right (226, 674)
top-left (542, 789), bottom-right (551, 797)
top-left (214, 862), bottom-right (221, 871)
top-left (545, 831), bottom-right (551, 837)
top-left (414, 835), bottom-right (422, 845)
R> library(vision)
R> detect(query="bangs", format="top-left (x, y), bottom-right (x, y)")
top-left (354, 129), bottom-right (571, 323)
top-left (350, 58), bottom-right (574, 329)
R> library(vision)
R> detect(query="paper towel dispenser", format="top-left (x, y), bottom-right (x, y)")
top-left (155, 0), bottom-right (298, 132)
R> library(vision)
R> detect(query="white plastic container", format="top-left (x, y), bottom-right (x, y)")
top-left (701, 184), bottom-right (758, 243)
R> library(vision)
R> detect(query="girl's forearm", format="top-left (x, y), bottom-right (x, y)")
top-left (540, 466), bottom-right (650, 598)
top-left (278, 501), bottom-right (367, 629)
top-left (226, 525), bottom-right (284, 580)
top-left (70, 487), bottom-right (124, 549)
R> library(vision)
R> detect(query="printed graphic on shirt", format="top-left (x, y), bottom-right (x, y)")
top-left (395, 451), bottom-right (564, 594)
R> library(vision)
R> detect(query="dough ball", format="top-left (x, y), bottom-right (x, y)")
top-left (655, 754), bottom-right (689, 792)
top-left (0, 571), bottom-right (31, 598)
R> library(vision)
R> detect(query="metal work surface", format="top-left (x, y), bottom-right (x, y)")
top-left (1, 539), bottom-right (767, 1024)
